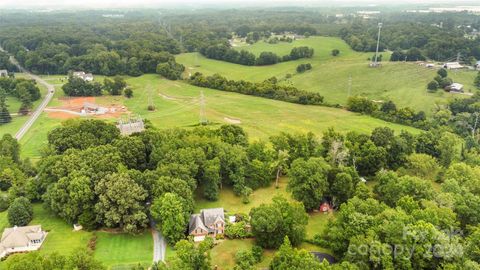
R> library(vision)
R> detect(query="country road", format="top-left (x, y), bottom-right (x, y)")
top-left (151, 219), bottom-right (167, 262)
top-left (1, 47), bottom-right (55, 141)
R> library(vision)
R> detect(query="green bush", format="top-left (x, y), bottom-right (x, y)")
top-left (7, 197), bottom-right (33, 226)
top-left (225, 221), bottom-right (250, 239)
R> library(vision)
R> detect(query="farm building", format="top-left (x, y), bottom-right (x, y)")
top-left (73, 71), bottom-right (94, 82)
top-left (443, 62), bottom-right (464, 70)
top-left (319, 202), bottom-right (333, 213)
top-left (0, 225), bottom-right (47, 258)
top-left (447, 83), bottom-right (464, 92)
top-left (82, 102), bottom-right (108, 115)
top-left (0, 70), bottom-right (8, 77)
top-left (189, 208), bottom-right (225, 242)
top-left (476, 61), bottom-right (480, 70)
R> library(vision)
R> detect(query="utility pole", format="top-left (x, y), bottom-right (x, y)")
top-left (199, 91), bottom-right (207, 125)
top-left (373, 23), bottom-right (383, 67)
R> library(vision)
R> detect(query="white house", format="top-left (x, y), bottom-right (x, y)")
top-left (72, 71), bottom-right (94, 82)
top-left (0, 225), bottom-right (47, 258)
top-left (0, 70), bottom-right (8, 77)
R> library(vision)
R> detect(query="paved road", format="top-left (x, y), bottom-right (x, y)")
top-left (0, 47), bottom-right (56, 141)
top-left (151, 220), bottom-right (166, 262)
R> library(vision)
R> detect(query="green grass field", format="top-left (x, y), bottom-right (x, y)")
top-left (3, 73), bottom-right (420, 161)
top-left (0, 203), bottom-right (93, 269)
top-left (195, 177), bottom-right (292, 214)
top-left (29, 204), bottom-right (93, 255)
top-left (176, 36), bottom-right (478, 114)
top-left (0, 203), bottom-right (153, 269)
top-left (94, 231), bottom-right (153, 269)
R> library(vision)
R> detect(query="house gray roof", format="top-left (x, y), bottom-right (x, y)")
top-left (188, 208), bottom-right (225, 235)
top-left (201, 208), bottom-right (225, 227)
top-left (188, 214), bottom-right (208, 235)
top-left (1, 225), bottom-right (44, 248)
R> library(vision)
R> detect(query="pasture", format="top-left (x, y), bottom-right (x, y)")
top-left (176, 36), bottom-right (478, 114)
top-left (5, 73), bottom-right (419, 161)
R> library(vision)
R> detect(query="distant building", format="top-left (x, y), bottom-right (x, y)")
top-left (443, 62), bottom-right (464, 70)
top-left (72, 71), bottom-right (94, 82)
top-left (0, 70), bottom-right (8, 77)
top-left (0, 225), bottom-right (47, 258)
top-left (475, 61), bottom-right (480, 70)
top-left (189, 208), bottom-right (225, 242)
top-left (82, 102), bottom-right (108, 115)
top-left (116, 117), bottom-right (145, 136)
top-left (448, 83), bottom-right (464, 92)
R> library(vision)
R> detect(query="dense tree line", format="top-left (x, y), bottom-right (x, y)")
top-left (201, 45), bottom-right (314, 66)
top-left (23, 120), bottom-right (281, 235)
top-left (340, 19), bottom-right (480, 61)
top-left (189, 73), bottom-right (324, 105)
top-left (0, 51), bottom-right (16, 72)
top-left (346, 96), bottom-right (427, 128)
top-left (62, 74), bottom-right (128, 96)
top-left (4, 249), bottom-right (105, 270)
top-left (0, 76), bottom-right (41, 118)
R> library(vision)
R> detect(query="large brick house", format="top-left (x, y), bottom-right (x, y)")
top-left (188, 208), bottom-right (225, 242)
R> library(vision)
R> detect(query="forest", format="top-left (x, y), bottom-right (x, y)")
top-left (2, 115), bottom-right (480, 269)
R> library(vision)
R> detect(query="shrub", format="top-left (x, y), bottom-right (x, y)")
top-left (7, 197), bottom-right (33, 226)
top-left (225, 221), bottom-right (249, 239)
top-left (437, 68), bottom-right (448, 78)
top-left (124, 87), bottom-right (133, 98)
top-left (0, 193), bottom-right (10, 212)
top-left (331, 49), bottom-right (340, 56)
top-left (251, 245), bottom-right (263, 263)
top-left (427, 80), bottom-right (439, 91)
top-left (78, 210), bottom-right (98, 231)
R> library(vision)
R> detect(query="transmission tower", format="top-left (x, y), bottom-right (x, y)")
top-left (199, 91), bottom-right (207, 125)
top-left (373, 23), bottom-right (383, 67)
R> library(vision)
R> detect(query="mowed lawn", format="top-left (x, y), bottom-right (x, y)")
top-left (195, 177), bottom-right (292, 214)
top-left (0, 203), bottom-right (94, 268)
top-left (176, 36), bottom-right (478, 114)
top-left (94, 231), bottom-right (153, 269)
top-left (0, 204), bottom-right (153, 269)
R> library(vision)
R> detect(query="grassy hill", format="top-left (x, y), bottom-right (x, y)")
top-left (5, 74), bottom-right (419, 161)
top-left (176, 36), bottom-right (478, 114)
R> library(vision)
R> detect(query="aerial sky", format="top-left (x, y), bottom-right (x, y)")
top-left (0, 0), bottom-right (478, 9)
